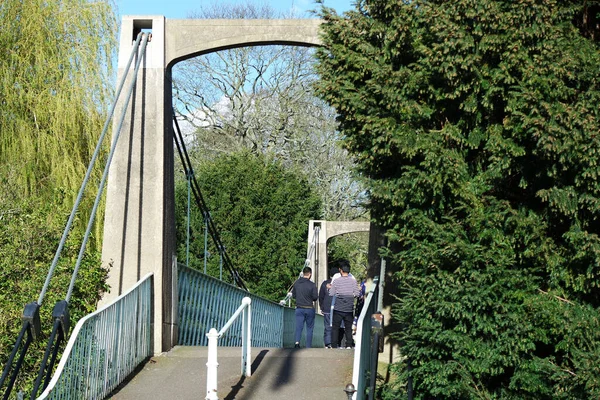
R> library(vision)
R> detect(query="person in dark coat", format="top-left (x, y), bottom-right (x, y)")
top-left (292, 266), bottom-right (318, 348)
top-left (319, 267), bottom-right (338, 348)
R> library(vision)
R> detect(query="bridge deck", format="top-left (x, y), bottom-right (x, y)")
top-left (107, 346), bottom-right (354, 400)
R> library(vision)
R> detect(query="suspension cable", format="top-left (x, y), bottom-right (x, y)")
top-left (186, 171), bottom-right (192, 267)
top-left (37, 32), bottom-right (145, 306)
top-left (172, 114), bottom-right (248, 291)
top-left (65, 32), bottom-right (151, 301)
top-left (172, 115), bottom-right (246, 289)
top-left (2, 32), bottom-right (150, 400)
top-left (304, 225), bottom-right (320, 275)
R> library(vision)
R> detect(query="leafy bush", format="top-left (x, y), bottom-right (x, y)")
top-left (0, 195), bottom-right (108, 395)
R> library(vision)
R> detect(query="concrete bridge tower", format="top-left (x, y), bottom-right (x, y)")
top-left (100, 16), bottom-right (323, 354)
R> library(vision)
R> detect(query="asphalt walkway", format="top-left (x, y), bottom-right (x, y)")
top-left (107, 346), bottom-right (355, 400)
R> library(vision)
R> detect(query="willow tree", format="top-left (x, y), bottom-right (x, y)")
top-left (0, 0), bottom-right (117, 394)
top-left (0, 0), bottom-right (116, 207)
top-left (316, 0), bottom-right (600, 398)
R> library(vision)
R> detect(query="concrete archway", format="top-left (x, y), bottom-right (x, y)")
top-left (307, 220), bottom-right (371, 292)
top-left (101, 16), bottom-right (323, 353)
top-left (165, 18), bottom-right (322, 66)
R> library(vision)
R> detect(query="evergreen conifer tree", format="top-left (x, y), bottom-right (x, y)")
top-left (175, 151), bottom-right (322, 301)
top-left (316, 1), bottom-right (600, 397)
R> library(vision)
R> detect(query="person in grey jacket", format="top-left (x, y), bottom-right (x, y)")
top-left (292, 266), bottom-right (318, 348)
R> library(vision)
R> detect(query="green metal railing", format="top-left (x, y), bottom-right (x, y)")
top-left (282, 307), bottom-right (324, 348)
top-left (352, 276), bottom-right (380, 400)
top-left (178, 265), bottom-right (324, 348)
top-left (37, 274), bottom-right (153, 400)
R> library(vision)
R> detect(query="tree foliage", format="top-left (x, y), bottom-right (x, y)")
top-left (175, 151), bottom-right (322, 301)
top-left (0, 0), bottom-right (116, 196)
top-left (316, 0), bottom-right (600, 398)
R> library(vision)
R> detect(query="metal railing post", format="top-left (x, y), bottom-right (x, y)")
top-left (205, 328), bottom-right (219, 400)
top-left (242, 299), bottom-right (252, 377)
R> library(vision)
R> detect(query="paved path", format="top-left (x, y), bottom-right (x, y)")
top-left (107, 346), bottom-right (355, 400)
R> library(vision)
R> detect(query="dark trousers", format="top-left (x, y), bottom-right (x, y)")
top-left (294, 308), bottom-right (315, 347)
top-left (331, 310), bottom-right (354, 348)
top-left (323, 312), bottom-right (332, 346)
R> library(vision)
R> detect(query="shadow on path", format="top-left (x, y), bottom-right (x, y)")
top-left (271, 348), bottom-right (299, 390)
top-left (223, 349), bottom-right (269, 400)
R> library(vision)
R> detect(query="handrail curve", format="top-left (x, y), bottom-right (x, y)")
top-left (205, 297), bottom-right (252, 400)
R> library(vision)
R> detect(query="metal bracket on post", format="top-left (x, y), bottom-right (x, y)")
top-left (52, 300), bottom-right (70, 337)
top-left (371, 312), bottom-right (384, 353)
top-left (22, 302), bottom-right (41, 341)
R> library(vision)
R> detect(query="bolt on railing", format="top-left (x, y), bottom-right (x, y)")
top-left (205, 297), bottom-right (252, 400)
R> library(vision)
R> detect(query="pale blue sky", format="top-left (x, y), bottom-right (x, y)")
top-left (115, 0), bottom-right (355, 19)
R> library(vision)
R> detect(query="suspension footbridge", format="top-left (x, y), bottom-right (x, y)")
top-left (0, 17), bottom-right (390, 400)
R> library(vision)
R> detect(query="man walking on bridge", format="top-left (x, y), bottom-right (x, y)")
top-left (328, 260), bottom-right (359, 349)
top-left (292, 266), bottom-right (318, 348)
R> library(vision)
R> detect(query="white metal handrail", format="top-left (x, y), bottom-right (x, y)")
top-left (205, 297), bottom-right (252, 400)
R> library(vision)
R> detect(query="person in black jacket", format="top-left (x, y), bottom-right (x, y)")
top-left (319, 267), bottom-right (338, 348)
top-left (292, 266), bottom-right (318, 348)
